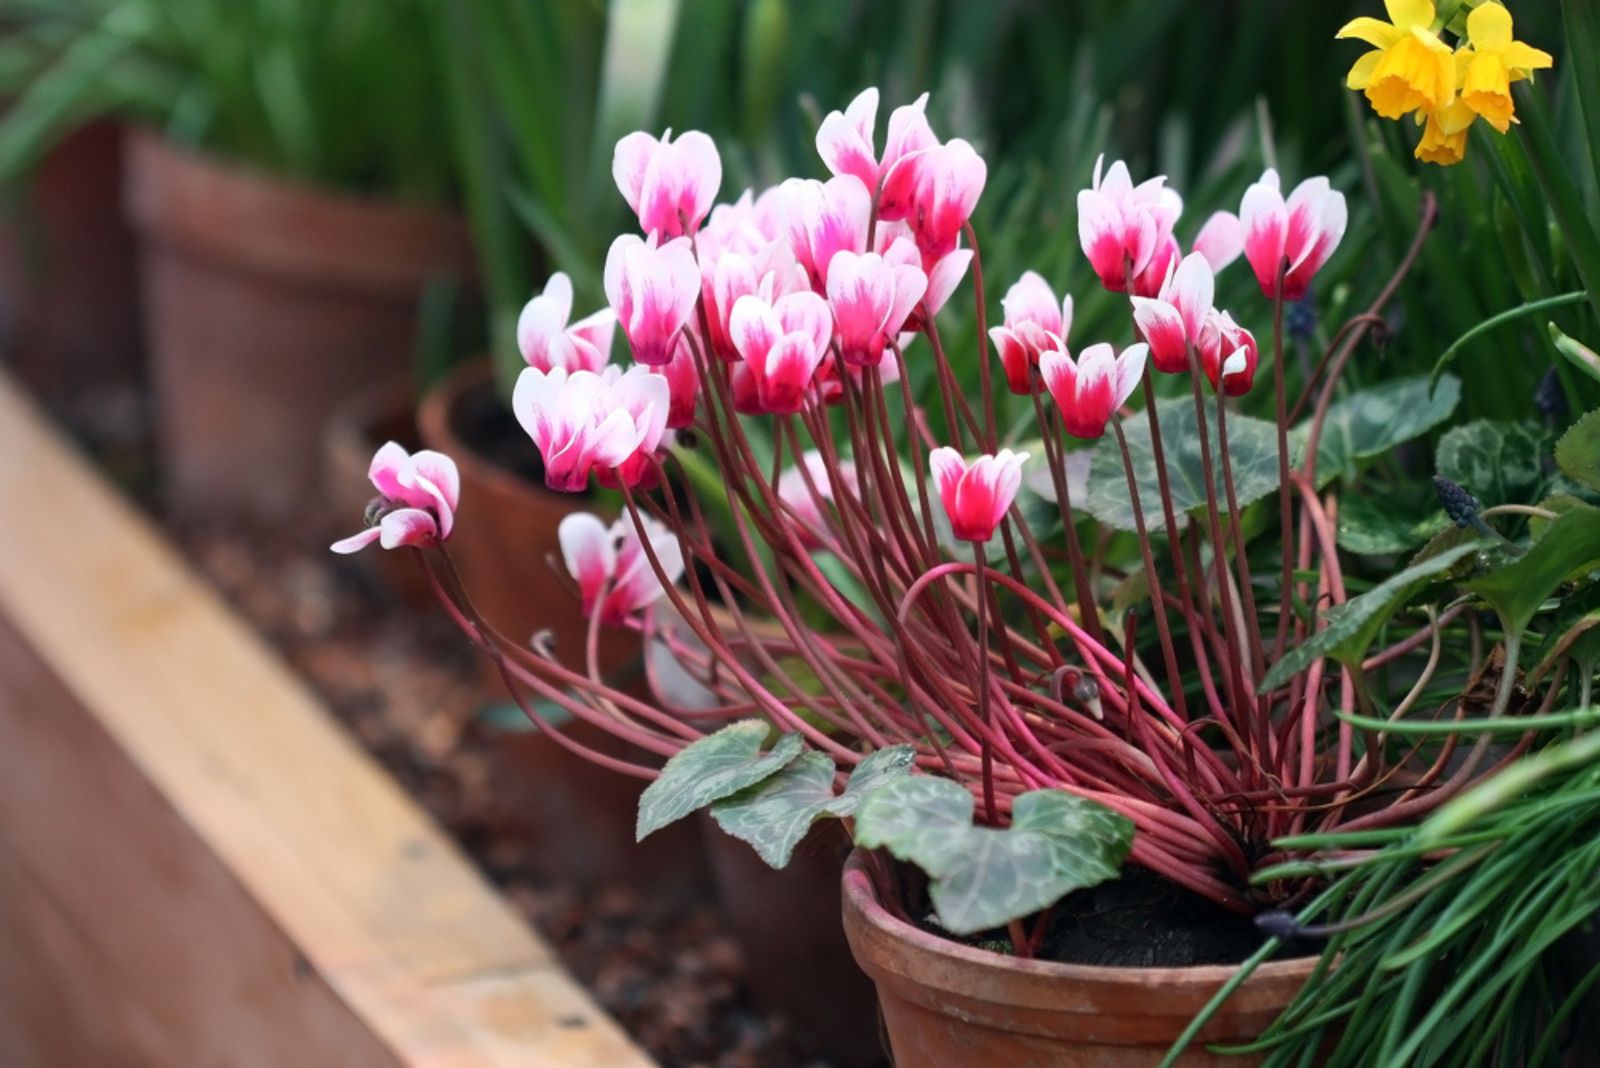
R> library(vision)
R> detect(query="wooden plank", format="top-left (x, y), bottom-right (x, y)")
top-left (0, 374), bottom-right (654, 1068)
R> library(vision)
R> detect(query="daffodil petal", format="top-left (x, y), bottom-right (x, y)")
top-left (1385, 0), bottom-right (1435, 32)
top-left (1336, 16), bottom-right (1403, 48)
top-left (1501, 41), bottom-right (1554, 74)
top-left (1346, 50), bottom-right (1382, 90)
top-left (1467, 1), bottom-right (1514, 53)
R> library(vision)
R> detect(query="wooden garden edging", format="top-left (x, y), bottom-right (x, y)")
top-left (0, 374), bottom-right (654, 1067)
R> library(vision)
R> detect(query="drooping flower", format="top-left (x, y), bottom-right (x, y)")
top-left (1413, 96), bottom-right (1476, 165)
top-left (826, 250), bottom-right (927, 367)
top-left (777, 450), bottom-right (858, 548)
top-left (516, 272), bottom-right (616, 373)
top-left (653, 342), bottom-right (699, 429)
top-left (1239, 169), bottom-right (1347, 301)
top-left (1040, 341), bottom-right (1149, 440)
top-left (874, 224), bottom-right (968, 333)
top-left (1192, 211), bottom-right (1245, 272)
top-left (1077, 156), bottom-right (1183, 295)
top-left (331, 442), bottom-right (460, 554)
top-left (814, 87), bottom-right (938, 217)
top-left (1337, 1), bottom-right (1456, 120)
top-left (1198, 311), bottom-right (1259, 396)
top-left (988, 271), bottom-right (1072, 395)
top-left (728, 291), bottom-right (834, 414)
top-left (513, 365), bottom-right (668, 492)
top-left (1460, 1), bottom-right (1553, 133)
top-left (559, 512), bottom-right (685, 625)
top-left (613, 129), bottom-right (722, 238)
top-left (604, 235), bottom-right (702, 366)
top-left (905, 139), bottom-right (987, 264)
top-left (1130, 252), bottom-right (1215, 374)
top-left (779, 176), bottom-right (872, 292)
top-left (928, 447), bottom-right (1029, 543)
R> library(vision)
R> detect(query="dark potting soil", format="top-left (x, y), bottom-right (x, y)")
top-left (450, 373), bottom-right (563, 488)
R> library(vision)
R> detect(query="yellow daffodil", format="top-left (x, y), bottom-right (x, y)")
top-left (1460, 1), bottom-right (1554, 133)
top-left (1414, 97), bottom-right (1476, 166)
top-left (1338, 0), bottom-right (1457, 120)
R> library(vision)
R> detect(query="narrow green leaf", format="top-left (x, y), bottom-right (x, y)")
top-left (1427, 297), bottom-right (1588, 393)
top-left (1550, 322), bottom-right (1600, 386)
top-left (636, 720), bottom-right (803, 840)
top-left (1466, 502), bottom-right (1600, 634)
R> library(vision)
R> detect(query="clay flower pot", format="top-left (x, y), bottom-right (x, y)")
top-left (0, 120), bottom-right (143, 404)
top-left (841, 851), bottom-right (1316, 1067)
top-left (124, 129), bottom-right (474, 520)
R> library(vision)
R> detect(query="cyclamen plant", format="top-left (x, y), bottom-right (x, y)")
top-left (335, 85), bottom-right (1557, 943)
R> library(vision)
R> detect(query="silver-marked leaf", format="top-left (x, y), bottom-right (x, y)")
top-left (1337, 492), bottom-right (1449, 556)
top-left (1554, 409), bottom-right (1600, 492)
top-left (1436, 419), bottom-right (1548, 506)
top-left (1293, 374), bottom-right (1460, 487)
top-left (1259, 540), bottom-right (1486, 693)
top-left (636, 721), bottom-right (804, 840)
top-left (1082, 402), bottom-right (1280, 532)
top-left (854, 777), bottom-right (1134, 936)
top-left (711, 744), bottom-right (917, 868)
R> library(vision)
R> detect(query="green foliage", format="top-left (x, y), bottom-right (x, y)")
top-left (710, 745), bottom-right (916, 867)
top-left (1555, 408), bottom-right (1600, 491)
top-left (1467, 502), bottom-right (1600, 635)
top-left (854, 777), bottom-right (1133, 936)
top-left (1435, 419), bottom-right (1549, 507)
top-left (635, 720), bottom-right (804, 840)
top-left (1294, 374), bottom-right (1461, 487)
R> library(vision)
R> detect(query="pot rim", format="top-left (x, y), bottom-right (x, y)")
top-left (841, 848), bottom-right (1317, 998)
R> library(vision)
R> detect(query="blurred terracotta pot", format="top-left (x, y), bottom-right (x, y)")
top-left (702, 821), bottom-right (881, 1066)
top-left (321, 376), bottom-right (432, 606)
top-left (0, 120), bottom-right (142, 402)
top-left (124, 130), bottom-right (473, 520)
top-left (841, 851), bottom-right (1316, 1067)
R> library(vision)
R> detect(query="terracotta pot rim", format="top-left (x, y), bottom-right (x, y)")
top-left (842, 849), bottom-right (1317, 990)
top-left (123, 128), bottom-right (474, 293)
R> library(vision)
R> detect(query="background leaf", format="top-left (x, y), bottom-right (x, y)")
top-left (1554, 408), bottom-right (1600, 492)
top-left (1436, 419), bottom-right (1549, 506)
top-left (636, 720), bottom-right (803, 840)
top-left (1293, 373), bottom-right (1461, 488)
top-left (1467, 503), bottom-right (1600, 635)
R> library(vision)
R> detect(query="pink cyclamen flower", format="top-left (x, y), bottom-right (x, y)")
top-left (780, 176), bottom-right (871, 292)
top-left (1077, 155), bottom-right (1183, 295)
top-left (1130, 252), bottom-right (1215, 374)
top-left (516, 272), bottom-right (616, 373)
top-left (989, 271), bottom-right (1072, 394)
top-left (1040, 342), bottom-right (1149, 440)
top-left (728, 291), bottom-right (834, 414)
top-left (331, 442), bottom-right (460, 554)
top-left (604, 235), bottom-right (702, 366)
top-left (929, 447), bottom-right (1029, 543)
top-left (777, 450), bottom-right (859, 549)
top-left (1192, 211), bottom-right (1245, 272)
top-left (654, 341), bottom-right (699, 429)
top-left (513, 365), bottom-right (668, 492)
top-left (613, 129), bottom-right (722, 238)
top-left (906, 139), bottom-right (986, 264)
top-left (815, 87), bottom-right (938, 219)
top-left (1199, 311), bottom-right (1259, 396)
top-left (1240, 169), bottom-right (1347, 301)
top-left (559, 512), bottom-right (685, 626)
top-left (826, 250), bottom-right (926, 367)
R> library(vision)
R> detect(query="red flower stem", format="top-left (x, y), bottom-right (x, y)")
top-left (963, 221), bottom-right (998, 450)
top-left (1214, 391), bottom-right (1267, 683)
top-left (974, 539), bottom-right (999, 823)
top-left (1028, 387), bottom-right (1104, 645)
top-left (1270, 263), bottom-right (1296, 669)
top-left (922, 318), bottom-right (986, 445)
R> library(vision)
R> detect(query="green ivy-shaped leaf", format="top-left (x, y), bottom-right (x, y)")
top-left (1082, 401), bottom-right (1280, 532)
top-left (1436, 419), bottom-right (1548, 506)
top-left (636, 721), bottom-right (804, 840)
top-left (1467, 503), bottom-right (1600, 635)
top-left (1554, 409), bottom-right (1600, 493)
top-left (1337, 492), bottom-right (1450, 556)
top-left (1260, 540), bottom-right (1486, 693)
top-left (710, 745), bottom-right (917, 868)
top-left (853, 777), bottom-right (1134, 936)
top-left (1293, 374), bottom-right (1461, 488)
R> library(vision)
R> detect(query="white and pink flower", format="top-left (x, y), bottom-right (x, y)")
top-left (1040, 341), bottom-right (1149, 440)
top-left (777, 450), bottom-right (858, 549)
top-left (559, 512), bottom-right (684, 625)
top-left (815, 87), bottom-right (938, 218)
top-left (728, 291), bottom-right (834, 414)
top-left (612, 129), bottom-right (722, 239)
top-left (516, 272), bottom-right (616, 373)
top-left (904, 139), bottom-right (986, 265)
top-left (513, 365), bottom-right (668, 492)
top-left (1240, 169), bottom-right (1347, 301)
top-left (604, 235), bottom-right (702, 367)
top-left (929, 447), bottom-right (1029, 543)
top-left (1130, 251), bottom-right (1215, 374)
top-left (826, 250), bottom-right (926, 368)
top-left (989, 271), bottom-right (1072, 395)
top-left (1077, 156), bottom-right (1183, 296)
top-left (779, 176), bottom-right (871, 292)
top-left (331, 442), bottom-right (460, 554)
top-left (1199, 310), bottom-right (1259, 396)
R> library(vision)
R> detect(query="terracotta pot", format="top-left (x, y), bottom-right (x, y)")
top-left (486, 712), bottom-right (712, 906)
top-left (321, 376), bottom-right (432, 606)
top-left (416, 358), bottom-right (635, 679)
top-left (702, 822), bottom-right (882, 1066)
top-left (124, 130), bottom-right (474, 520)
top-left (841, 851), bottom-right (1317, 1067)
top-left (0, 120), bottom-right (143, 403)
